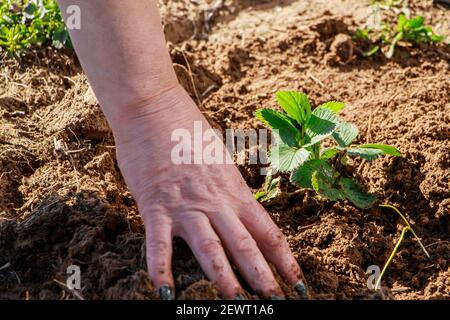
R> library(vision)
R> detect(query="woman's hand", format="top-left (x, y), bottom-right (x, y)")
top-left (56, 0), bottom-right (307, 300)
top-left (111, 85), bottom-right (308, 299)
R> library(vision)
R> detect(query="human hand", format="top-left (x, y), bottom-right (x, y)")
top-left (110, 85), bottom-right (308, 300)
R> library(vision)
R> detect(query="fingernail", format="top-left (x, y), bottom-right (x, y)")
top-left (295, 280), bottom-right (308, 299)
top-left (269, 294), bottom-right (284, 300)
top-left (234, 294), bottom-right (247, 300)
top-left (159, 284), bottom-right (174, 300)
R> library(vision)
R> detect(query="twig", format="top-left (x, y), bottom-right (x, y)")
top-left (202, 84), bottom-right (217, 97)
top-left (179, 49), bottom-right (202, 108)
top-left (375, 226), bottom-right (408, 290)
top-left (0, 262), bottom-right (11, 271)
top-left (308, 73), bottom-right (325, 87)
top-left (406, 75), bottom-right (438, 82)
top-left (375, 204), bottom-right (432, 290)
top-left (53, 137), bottom-right (81, 192)
top-left (366, 112), bottom-right (373, 144)
top-left (425, 240), bottom-right (450, 249)
top-left (53, 279), bottom-right (84, 300)
top-left (13, 271), bottom-right (21, 284)
top-left (380, 204), bottom-right (430, 258)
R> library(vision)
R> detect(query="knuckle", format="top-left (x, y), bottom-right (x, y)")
top-left (235, 234), bottom-right (257, 254)
top-left (198, 238), bottom-right (222, 255)
top-left (265, 226), bottom-right (285, 248)
top-left (211, 257), bottom-right (225, 273)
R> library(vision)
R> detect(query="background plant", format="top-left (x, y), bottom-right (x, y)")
top-left (256, 91), bottom-right (401, 209)
top-left (0, 0), bottom-right (70, 58)
top-left (353, 14), bottom-right (445, 58)
top-left (384, 14), bottom-right (444, 58)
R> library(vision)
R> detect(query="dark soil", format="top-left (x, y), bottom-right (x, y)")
top-left (0, 0), bottom-right (449, 300)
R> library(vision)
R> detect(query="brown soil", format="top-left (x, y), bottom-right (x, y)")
top-left (0, 0), bottom-right (449, 300)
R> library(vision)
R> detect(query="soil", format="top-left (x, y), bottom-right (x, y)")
top-left (0, 0), bottom-right (449, 300)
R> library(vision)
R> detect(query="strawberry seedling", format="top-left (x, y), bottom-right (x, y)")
top-left (353, 14), bottom-right (444, 59)
top-left (383, 14), bottom-right (445, 58)
top-left (256, 91), bottom-right (401, 209)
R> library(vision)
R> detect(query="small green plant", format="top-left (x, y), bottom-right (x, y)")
top-left (353, 28), bottom-right (380, 57)
top-left (256, 91), bottom-right (401, 209)
top-left (0, 0), bottom-right (70, 58)
top-left (384, 14), bottom-right (444, 58)
top-left (353, 15), bottom-right (445, 59)
top-left (254, 174), bottom-right (281, 202)
top-left (376, 204), bottom-right (430, 290)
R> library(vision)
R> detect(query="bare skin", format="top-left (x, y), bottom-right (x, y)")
top-left (57, 0), bottom-right (307, 299)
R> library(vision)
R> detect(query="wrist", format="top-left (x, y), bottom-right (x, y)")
top-left (103, 80), bottom-right (182, 127)
top-left (106, 83), bottom-right (209, 150)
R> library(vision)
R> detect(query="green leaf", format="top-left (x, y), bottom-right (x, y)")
top-left (311, 171), bottom-right (320, 192)
top-left (397, 14), bottom-right (408, 32)
top-left (354, 28), bottom-right (370, 40)
top-left (290, 159), bottom-right (333, 189)
top-left (254, 191), bottom-right (266, 201)
top-left (23, 2), bottom-right (39, 20)
top-left (339, 178), bottom-right (377, 209)
top-left (318, 101), bottom-right (345, 113)
top-left (263, 174), bottom-right (282, 200)
top-left (320, 147), bottom-right (340, 159)
top-left (332, 122), bottom-right (359, 147)
top-left (270, 144), bottom-right (310, 172)
top-left (347, 147), bottom-right (383, 160)
top-left (362, 45), bottom-right (380, 57)
top-left (305, 107), bottom-right (339, 145)
top-left (276, 91), bottom-right (311, 126)
top-left (52, 28), bottom-right (69, 49)
top-left (255, 108), bottom-right (301, 147)
top-left (312, 170), bottom-right (343, 201)
top-left (407, 16), bottom-right (424, 29)
top-left (431, 34), bottom-right (444, 42)
top-left (358, 143), bottom-right (402, 157)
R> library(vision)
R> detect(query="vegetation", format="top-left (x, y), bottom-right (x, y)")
top-left (256, 91), bottom-right (401, 209)
top-left (354, 14), bottom-right (445, 58)
top-left (0, 0), bottom-right (70, 58)
top-left (376, 204), bottom-right (430, 289)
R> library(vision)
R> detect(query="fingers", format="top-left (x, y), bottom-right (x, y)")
top-left (239, 201), bottom-right (309, 298)
top-left (144, 213), bottom-right (175, 300)
top-left (178, 214), bottom-right (244, 299)
top-left (209, 211), bottom-right (284, 299)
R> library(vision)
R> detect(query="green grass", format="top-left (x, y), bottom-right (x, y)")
top-left (0, 0), bottom-right (70, 58)
top-left (376, 204), bottom-right (430, 290)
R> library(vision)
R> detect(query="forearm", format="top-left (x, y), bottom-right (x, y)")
top-left (57, 0), bottom-right (178, 124)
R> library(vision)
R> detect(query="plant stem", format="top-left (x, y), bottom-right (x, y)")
top-left (375, 226), bottom-right (409, 290)
top-left (380, 204), bottom-right (430, 258)
top-left (386, 31), bottom-right (403, 58)
top-left (312, 144), bottom-right (320, 159)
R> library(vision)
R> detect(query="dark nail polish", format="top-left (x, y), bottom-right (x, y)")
top-left (295, 280), bottom-right (308, 299)
top-left (159, 284), bottom-right (174, 300)
top-left (234, 294), bottom-right (247, 300)
top-left (269, 294), bottom-right (284, 300)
